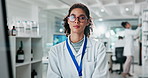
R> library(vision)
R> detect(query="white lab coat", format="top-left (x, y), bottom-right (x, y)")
top-left (47, 36), bottom-right (109, 78)
top-left (123, 27), bottom-right (141, 56)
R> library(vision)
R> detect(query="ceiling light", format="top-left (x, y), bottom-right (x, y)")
top-left (99, 18), bottom-right (103, 21)
top-left (125, 8), bottom-right (129, 11)
top-left (101, 9), bottom-right (104, 12)
top-left (59, 28), bottom-right (63, 32)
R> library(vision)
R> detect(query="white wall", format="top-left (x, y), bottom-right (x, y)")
top-left (6, 0), bottom-right (64, 57)
top-left (6, 0), bottom-right (38, 21)
top-left (39, 10), bottom-right (64, 57)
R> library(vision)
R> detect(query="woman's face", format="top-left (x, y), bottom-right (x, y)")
top-left (68, 8), bottom-right (89, 34)
top-left (125, 23), bottom-right (131, 29)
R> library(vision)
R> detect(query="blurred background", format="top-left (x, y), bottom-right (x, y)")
top-left (5, 0), bottom-right (148, 78)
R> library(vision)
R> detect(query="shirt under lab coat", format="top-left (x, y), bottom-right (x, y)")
top-left (47, 36), bottom-right (109, 78)
top-left (123, 27), bottom-right (141, 56)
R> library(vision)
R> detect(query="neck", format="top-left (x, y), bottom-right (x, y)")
top-left (70, 33), bottom-right (84, 43)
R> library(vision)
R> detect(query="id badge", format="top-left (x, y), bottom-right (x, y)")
top-left (79, 76), bottom-right (82, 78)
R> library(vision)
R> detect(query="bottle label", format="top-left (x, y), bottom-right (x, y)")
top-left (20, 27), bottom-right (24, 32)
top-left (18, 54), bottom-right (24, 60)
top-left (13, 30), bottom-right (17, 35)
top-left (32, 27), bottom-right (38, 35)
top-left (34, 75), bottom-right (37, 78)
top-left (26, 28), bottom-right (31, 33)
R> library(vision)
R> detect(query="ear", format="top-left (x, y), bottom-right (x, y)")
top-left (67, 19), bottom-right (70, 25)
top-left (86, 19), bottom-right (91, 26)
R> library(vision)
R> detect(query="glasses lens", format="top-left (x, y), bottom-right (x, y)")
top-left (69, 15), bottom-right (75, 22)
top-left (68, 15), bottom-right (88, 22)
top-left (79, 16), bottom-right (87, 22)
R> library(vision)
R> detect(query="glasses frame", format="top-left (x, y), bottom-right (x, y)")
top-left (68, 15), bottom-right (88, 23)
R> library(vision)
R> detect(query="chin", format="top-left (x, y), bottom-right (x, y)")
top-left (72, 29), bottom-right (79, 32)
top-left (72, 31), bottom-right (83, 34)
top-left (72, 31), bottom-right (79, 34)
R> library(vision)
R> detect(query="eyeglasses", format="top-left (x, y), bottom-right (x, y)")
top-left (68, 15), bottom-right (88, 23)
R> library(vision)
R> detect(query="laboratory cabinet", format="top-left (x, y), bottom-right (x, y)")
top-left (10, 36), bottom-right (43, 78)
top-left (142, 9), bottom-right (148, 65)
top-left (139, 9), bottom-right (148, 78)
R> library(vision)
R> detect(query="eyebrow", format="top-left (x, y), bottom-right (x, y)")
top-left (70, 14), bottom-right (86, 17)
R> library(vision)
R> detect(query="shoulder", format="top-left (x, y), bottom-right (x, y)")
top-left (87, 38), bottom-right (106, 58)
top-left (49, 41), bottom-right (66, 53)
top-left (87, 38), bottom-right (105, 49)
top-left (125, 28), bottom-right (132, 30)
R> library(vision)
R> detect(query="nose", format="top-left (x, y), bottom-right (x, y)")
top-left (74, 17), bottom-right (80, 23)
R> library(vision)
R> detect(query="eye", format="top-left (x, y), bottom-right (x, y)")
top-left (79, 16), bottom-right (87, 20)
top-left (69, 15), bottom-right (75, 21)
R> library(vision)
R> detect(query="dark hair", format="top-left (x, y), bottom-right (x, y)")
top-left (63, 3), bottom-right (92, 37)
top-left (121, 22), bottom-right (129, 28)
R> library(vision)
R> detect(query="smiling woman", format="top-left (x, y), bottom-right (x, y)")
top-left (47, 3), bottom-right (109, 78)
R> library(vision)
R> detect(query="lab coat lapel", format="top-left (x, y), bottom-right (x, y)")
top-left (86, 38), bottom-right (91, 48)
top-left (64, 36), bottom-right (91, 57)
top-left (66, 36), bottom-right (77, 56)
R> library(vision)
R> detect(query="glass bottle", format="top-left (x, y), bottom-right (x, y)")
top-left (11, 26), bottom-right (17, 36)
top-left (31, 69), bottom-right (37, 78)
top-left (16, 41), bottom-right (24, 63)
top-left (31, 49), bottom-right (33, 61)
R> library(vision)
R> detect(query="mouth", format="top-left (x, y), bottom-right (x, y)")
top-left (73, 25), bottom-right (80, 29)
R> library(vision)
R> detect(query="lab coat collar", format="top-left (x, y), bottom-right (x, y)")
top-left (64, 35), bottom-right (91, 57)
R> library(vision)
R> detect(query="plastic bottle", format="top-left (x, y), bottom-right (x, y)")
top-left (31, 21), bottom-right (38, 36)
top-left (25, 21), bottom-right (31, 36)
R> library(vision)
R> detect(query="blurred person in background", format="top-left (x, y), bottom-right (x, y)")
top-left (121, 22), bottom-right (141, 78)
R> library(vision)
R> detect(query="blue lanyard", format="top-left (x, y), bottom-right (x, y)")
top-left (66, 36), bottom-right (87, 76)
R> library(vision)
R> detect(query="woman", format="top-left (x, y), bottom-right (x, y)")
top-left (47, 3), bottom-right (109, 78)
top-left (121, 22), bottom-right (141, 78)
